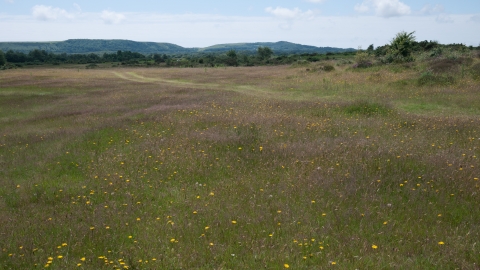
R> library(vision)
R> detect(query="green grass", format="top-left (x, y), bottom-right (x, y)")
top-left (0, 61), bottom-right (479, 269)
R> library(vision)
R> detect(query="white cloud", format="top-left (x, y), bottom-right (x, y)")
top-left (354, 3), bottom-right (369, 13)
top-left (32, 5), bottom-right (74, 21)
top-left (470, 14), bottom-right (480, 23)
top-left (436, 14), bottom-right (453, 23)
top-left (1, 11), bottom-right (479, 48)
top-left (305, 0), bottom-right (327, 3)
top-left (101, 10), bottom-right (126, 24)
top-left (5, 0), bottom-right (14, 3)
top-left (420, 4), bottom-right (444, 15)
top-left (355, 0), bottom-right (411, 18)
top-left (73, 3), bottom-right (82, 13)
top-left (265, 7), bottom-right (315, 20)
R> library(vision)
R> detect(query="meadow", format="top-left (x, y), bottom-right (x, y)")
top-left (0, 58), bottom-right (479, 269)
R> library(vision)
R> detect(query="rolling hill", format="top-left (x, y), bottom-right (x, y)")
top-left (0, 39), bottom-right (354, 55)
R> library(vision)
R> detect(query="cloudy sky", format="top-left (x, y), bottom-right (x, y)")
top-left (1, 0), bottom-right (479, 48)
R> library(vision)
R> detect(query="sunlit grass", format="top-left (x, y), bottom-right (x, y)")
top-left (0, 61), bottom-right (479, 269)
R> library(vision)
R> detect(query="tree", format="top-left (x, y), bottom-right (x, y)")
top-left (226, 49), bottom-right (237, 59)
top-left (0, 50), bottom-right (6, 66)
top-left (389, 31), bottom-right (416, 61)
top-left (257, 46), bottom-right (273, 60)
top-left (367, 44), bottom-right (374, 52)
top-left (153, 53), bottom-right (164, 63)
top-left (225, 50), bottom-right (238, 66)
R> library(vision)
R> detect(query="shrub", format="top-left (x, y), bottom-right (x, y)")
top-left (417, 71), bottom-right (455, 86)
top-left (386, 31), bottom-right (416, 63)
top-left (429, 58), bottom-right (473, 74)
top-left (354, 51), bottom-right (372, 68)
top-left (390, 31), bottom-right (416, 57)
top-left (471, 63), bottom-right (480, 80)
top-left (336, 59), bottom-right (352, 66)
top-left (322, 65), bottom-right (335, 72)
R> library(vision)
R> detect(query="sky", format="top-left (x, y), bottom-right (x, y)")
top-left (1, 0), bottom-right (479, 48)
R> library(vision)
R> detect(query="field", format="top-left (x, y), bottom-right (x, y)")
top-left (1, 60), bottom-right (479, 269)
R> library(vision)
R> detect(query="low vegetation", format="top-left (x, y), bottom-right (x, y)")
top-left (0, 33), bottom-right (479, 269)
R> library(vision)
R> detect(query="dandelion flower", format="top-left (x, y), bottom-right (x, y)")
top-left (231, 220), bottom-right (237, 224)
top-left (284, 264), bottom-right (290, 268)
top-left (438, 241), bottom-right (445, 245)
top-left (372, 245), bottom-right (378, 249)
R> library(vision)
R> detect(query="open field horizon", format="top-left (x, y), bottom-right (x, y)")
top-left (1, 61), bottom-right (479, 269)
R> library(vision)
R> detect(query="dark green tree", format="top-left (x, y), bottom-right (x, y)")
top-left (257, 46), bottom-right (273, 60)
top-left (367, 44), bottom-right (374, 52)
top-left (153, 53), bottom-right (164, 63)
top-left (226, 50), bottom-right (238, 66)
top-left (0, 50), bottom-right (6, 66)
top-left (226, 49), bottom-right (237, 59)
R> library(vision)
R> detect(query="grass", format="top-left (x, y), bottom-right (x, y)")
top-left (0, 60), bottom-right (479, 269)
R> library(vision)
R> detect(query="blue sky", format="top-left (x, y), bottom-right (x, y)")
top-left (1, 0), bottom-right (479, 48)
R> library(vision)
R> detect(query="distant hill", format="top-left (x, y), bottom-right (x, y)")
top-left (0, 40), bottom-right (193, 54)
top-left (200, 41), bottom-right (354, 54)
top-left (0, 39), bottom-right (354, 55)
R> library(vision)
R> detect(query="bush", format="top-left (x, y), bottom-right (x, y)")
top-left (417, 71), bottom-right (455, 86)
top-left (322, 65), bottom-right (335, 72)
top-left (429, 58), bottom-right (473, 74)
top-left (471, 63), bottom-right (480, 80)
top-left (336, 59), bottom-right (352, 66)
top-left (354, 51), bottom-right (373, 68)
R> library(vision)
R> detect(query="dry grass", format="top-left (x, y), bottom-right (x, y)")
top-left (0, 63), bottom-right (479, 269)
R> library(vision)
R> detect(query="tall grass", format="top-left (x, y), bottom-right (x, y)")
top-left (0, 62), bottom-right (479, 269)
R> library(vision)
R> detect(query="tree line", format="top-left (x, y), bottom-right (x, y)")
top-left (0, 46), bottom-right (357, 69)
top-left (1, 38), bottom-right (478, 69)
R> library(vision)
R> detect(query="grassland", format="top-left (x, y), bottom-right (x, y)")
top-left (0, 58), bottom-right (479, 269)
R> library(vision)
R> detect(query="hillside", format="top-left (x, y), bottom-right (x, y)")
top-left (0, 40), bottom-right (193, 54)
top-left (0, 39), bottom-right (353, 55)
top-left (200, 41), bottom-right (354, 54)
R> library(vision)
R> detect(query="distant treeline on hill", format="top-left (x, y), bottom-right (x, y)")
top-left (0, 39), bottom-right (354, 55)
